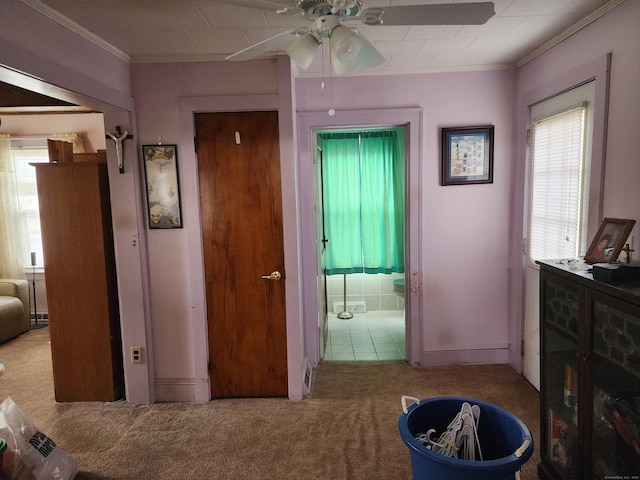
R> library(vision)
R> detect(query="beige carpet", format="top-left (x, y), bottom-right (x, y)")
top-left (0, 327), bottom-right (540, 479)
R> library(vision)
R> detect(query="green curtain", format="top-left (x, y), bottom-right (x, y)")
top-left (321, 129), bottom-right (404, 275)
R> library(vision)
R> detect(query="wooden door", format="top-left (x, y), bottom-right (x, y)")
top-left (195, 111), bottom-right (288, 398)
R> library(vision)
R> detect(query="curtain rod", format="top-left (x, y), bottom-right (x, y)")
top-left (9, 134), bottom-right (85, 140)
top-left (9, 135), bottom-right (55, 140)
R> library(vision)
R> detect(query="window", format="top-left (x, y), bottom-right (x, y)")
top-left (527, 81), bottom-right (595, 263)
top-left (11, 145), bottom-right (49, 268)
top-left (528, 107), bottom-right (586, 260)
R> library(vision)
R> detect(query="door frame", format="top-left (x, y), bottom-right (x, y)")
top-left (178, 57), bottom-right (303, 400)
top-left (0, 66), bottom-right (154, 404)
top-left (314, 125), bottom-right (408, 360)
top-left (522, 80), bottom-right (598, 390)
top-left (195, 111), bottom-right (288, 398)
top-left (515, 53), bottom-right (610, 380)
top-left (297, 108), bottom-right (423, 366)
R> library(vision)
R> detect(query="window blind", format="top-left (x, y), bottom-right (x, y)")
top-left (528, 106), bottom-right (586, 262)
top-left (11, 147), bottom-right (48, 268)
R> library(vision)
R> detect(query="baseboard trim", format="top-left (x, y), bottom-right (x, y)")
top-left (154, 378), bottom-right (199, 402)
top-left (421, 347), bottom-right (510, 366)
top-left (508, 347), bottom-right (521, 372)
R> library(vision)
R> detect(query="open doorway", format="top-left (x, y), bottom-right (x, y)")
top-left (297, 107), bottom-right (422, 369)
top-left (315, 127), bottom-right (406, 362)
top-left (4, 112), bottom-right (108, 321)
top-left (2, 112), bottom-right (123, 401)
top-left (0, 69), bottom-right (153, 404)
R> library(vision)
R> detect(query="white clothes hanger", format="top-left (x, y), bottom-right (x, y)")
top-left (413, 401), bottom-right (484, 461)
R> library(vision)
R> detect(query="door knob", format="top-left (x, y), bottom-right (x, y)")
top-left (261, 271), bottom-right (282, 281)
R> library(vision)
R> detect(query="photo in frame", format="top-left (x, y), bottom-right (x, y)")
top-left (142, 144), bottom-right (183, 229)
top-left (584, 217), bottom-right (635, 263)
top-left (441, 125), bottom-right (494, 185)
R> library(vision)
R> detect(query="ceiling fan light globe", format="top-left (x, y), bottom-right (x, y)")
top-left (335, 36), bottom-right (362, 62)
top-left (330, 26), bottom-right (362, 62)
top-left (288, 32), bottom-right (320, 70)
top-left (330, 49), bottom-right (357, 74)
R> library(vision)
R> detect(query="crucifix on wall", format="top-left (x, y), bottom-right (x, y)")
top-left (106, 125), bottom-right (133, 173)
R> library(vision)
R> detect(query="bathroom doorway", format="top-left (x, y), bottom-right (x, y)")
top-left (297, 107), bottom-right (422, 369)
top-left (315, 127), bottom-right (406, 362)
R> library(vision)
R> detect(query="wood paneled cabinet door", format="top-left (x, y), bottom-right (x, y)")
top-left (34, 160), bottom-right (124, 402)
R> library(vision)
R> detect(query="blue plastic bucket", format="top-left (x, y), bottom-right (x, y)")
top-left (398, 396), bottom-right (533, 480)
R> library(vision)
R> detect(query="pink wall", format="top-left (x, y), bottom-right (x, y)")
top-left (130, 59), bottom-right (304, 400)
top-left (296, 70), bottom-right (518, 365)
top-left (131, 62), bottom-right (273, 383)
top-left (129, 59), bottom-right (521, 396)
top-left (0, 2), bottom-right (132, 110)
top-left (516, 0), bottom-right (640, 237)
top-left (1, 0), bottom-right (638, 404)
top-left (0, 3), bottom-right (152, 404)
top-left (510, 0), bottom-right (640, 368)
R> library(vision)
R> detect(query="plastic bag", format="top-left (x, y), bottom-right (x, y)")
top-left (0, 397), bottom-right (78, 479)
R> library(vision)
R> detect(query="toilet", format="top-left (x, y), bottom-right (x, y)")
top-left (393, 278), bottom-right (405, 299)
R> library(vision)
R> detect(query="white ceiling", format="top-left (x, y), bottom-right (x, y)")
top-left (28, 0), bottom-right (622, 76)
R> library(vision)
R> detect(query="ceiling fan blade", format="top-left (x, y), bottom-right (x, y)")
top-left (355, 31), bottom-right (385, 70)
top-left (226, 29), bottom-right (303, 61)
top-left (361, 2), bottom-right (495, 26)
top-left (208, 0), bottom-right (303, 15)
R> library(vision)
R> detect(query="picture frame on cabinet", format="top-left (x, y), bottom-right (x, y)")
top-left (142, 144), bottom-right (183, 229)
top-left (584, 217), bottom-right (635, 263)
top-left (441, 125), bottom-right (494, 185)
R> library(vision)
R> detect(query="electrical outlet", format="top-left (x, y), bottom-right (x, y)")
top-left (131, 346), bottom-right (142, 364)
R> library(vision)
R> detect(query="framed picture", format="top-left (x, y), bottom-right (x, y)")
top-left (142, 144), bottom-right (183, 229)
top-left (584, 217), bottom-right (635, 263)
top-left (441, 125), bottom-right (494, 185)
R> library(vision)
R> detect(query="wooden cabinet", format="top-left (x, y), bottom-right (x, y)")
top-left (34, 161), bottom-right (124, 402)
top-left (537, 260), bottom-right (640, 480)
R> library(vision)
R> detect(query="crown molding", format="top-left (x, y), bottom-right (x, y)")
top-left (19, 0), bottom-right (626, 75)
top-left (130, 53), bottom-right (229, 64)
top-left (516, 0), bottom-right (625, 68)
top-left (293, 61), bottom-right (516, 78)
top-left (20, 0), bottom-right (130, 63)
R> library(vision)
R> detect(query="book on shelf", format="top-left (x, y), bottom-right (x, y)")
top-left (604, 396), bottom-right (640, 456)
top-left (549, 408), bottom-right (576, 469)
top-left (564, 364), bottom-right (578, 408)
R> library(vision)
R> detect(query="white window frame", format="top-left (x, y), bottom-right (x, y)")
top-left (526, 81), bottom-right (596, 266)
top-left (10, 142), bottom-right (49, 268)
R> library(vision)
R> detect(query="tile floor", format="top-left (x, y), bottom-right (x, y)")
top-left (322, 310), bottom-right (405, 361)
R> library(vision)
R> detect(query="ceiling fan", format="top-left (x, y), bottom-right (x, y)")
top-left (224, 0), bottom-right (495, 74)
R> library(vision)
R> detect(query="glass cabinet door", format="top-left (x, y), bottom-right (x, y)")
top-left (542, 276), bottom-right (581, 480)
top-left (590, 293), bottom-right (640, 479)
